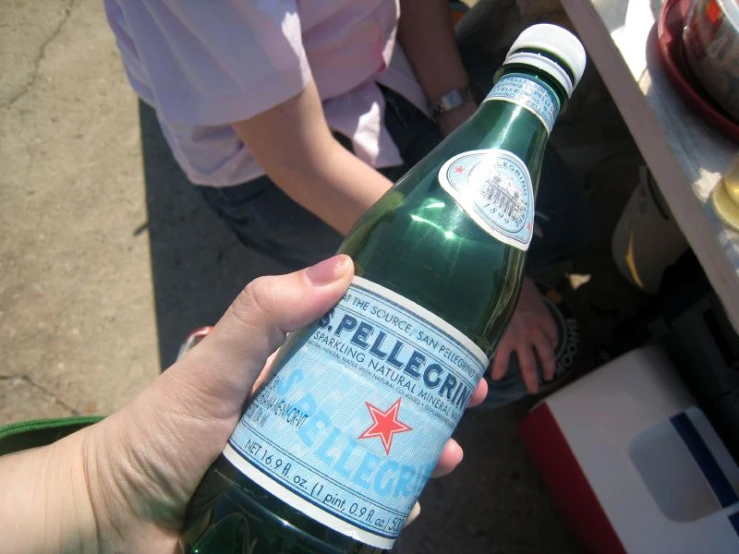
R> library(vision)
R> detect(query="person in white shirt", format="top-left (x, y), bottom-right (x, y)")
top-left (104, 0), bottom-right (588, 405)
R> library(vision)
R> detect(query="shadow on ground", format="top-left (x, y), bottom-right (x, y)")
top-left (138, 101), bottom-right (287, 369)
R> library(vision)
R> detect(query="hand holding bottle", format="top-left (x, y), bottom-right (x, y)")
top-left (0, 256), bottom-right (487, 553)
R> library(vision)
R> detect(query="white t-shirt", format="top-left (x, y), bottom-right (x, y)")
top-left (104, 0), bottom-right (430, 187)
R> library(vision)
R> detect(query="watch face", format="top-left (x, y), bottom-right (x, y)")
top-left (444, 89), bottom-right (464, 108)
top-left (434, 87), bottom-right (473, 116)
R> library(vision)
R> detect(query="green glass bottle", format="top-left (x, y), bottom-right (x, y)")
top-left (181, 24), bottom-right (586, 554)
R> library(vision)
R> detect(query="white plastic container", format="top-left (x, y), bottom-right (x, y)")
top-left (611, 166), bottom-right (688, 294)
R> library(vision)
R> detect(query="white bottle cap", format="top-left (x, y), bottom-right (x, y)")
top-left (503, 24), bottom-right (587, 98)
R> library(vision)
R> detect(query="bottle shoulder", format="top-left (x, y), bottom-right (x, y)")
top-left (340, 176), bottom-right (525, 354)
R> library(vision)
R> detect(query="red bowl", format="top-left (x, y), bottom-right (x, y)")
top-left (656, 0), bottom-right (739, 141)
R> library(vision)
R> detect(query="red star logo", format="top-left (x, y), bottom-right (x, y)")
top-left (454, 165), bottom-right (465, 174)
top-left (526, 222), bottom-right (532, 231)
top-left (358, 398), bottom-right (412, 455)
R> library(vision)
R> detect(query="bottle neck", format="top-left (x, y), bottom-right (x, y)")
top-left (451, 64), bottom-right (568, 183)
top-left (445, 65), bottom-right (566, 188)
top-left (481, 64), bottom-right (567, 136)
top-left (480, 65), bottom-right (568, 137)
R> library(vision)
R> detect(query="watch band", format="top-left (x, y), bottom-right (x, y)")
top-left (432, 86), bottom-right (474, 119)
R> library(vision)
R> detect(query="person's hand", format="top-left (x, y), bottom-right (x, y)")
top-left (490, 277), bottom-right (558, 394)
top-left (438, 101), bottom-right (478, 136)
top-left (1, 255), bottom-right (487, 553)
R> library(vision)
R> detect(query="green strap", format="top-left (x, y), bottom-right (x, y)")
top-left (0, 416), bottom-right (104, 456)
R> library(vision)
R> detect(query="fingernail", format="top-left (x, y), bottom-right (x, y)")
top-left (306, 255), bottom-right (352, 285)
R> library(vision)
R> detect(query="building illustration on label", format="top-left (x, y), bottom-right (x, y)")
top-left (358, 398), bottom-right (413, 455)
top-left (439, 149), bottom-right (535, 250)
top-left (478, 172), bottom-right (527, 226)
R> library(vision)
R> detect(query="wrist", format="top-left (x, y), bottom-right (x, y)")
top-left (0, 429), bottom-right (100, 553)
top-left (55, 429), bottom-right (101, 553)
top-left (431, 85), bottom-right (474, 120)
top-left (80, 412), bottom-right (180, 554)
top-left (437, 100), bottom-right (478, 136)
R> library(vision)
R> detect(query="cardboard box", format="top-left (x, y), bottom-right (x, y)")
top-left (520, 346), bottom-right (739, 553)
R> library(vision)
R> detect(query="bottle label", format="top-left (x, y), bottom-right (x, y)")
top-left (438, 149), bottom-right (535, 250)
top-left (224, 277), bottom-right (487, 549)
top-left (484, 73), bottom-right (560, 134)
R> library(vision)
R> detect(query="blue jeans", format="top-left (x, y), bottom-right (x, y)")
top-left (199, 51), bottom-right (588, 409)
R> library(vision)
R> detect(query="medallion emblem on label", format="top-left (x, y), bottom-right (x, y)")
top-left (438, 149), bottom-right (535, 250)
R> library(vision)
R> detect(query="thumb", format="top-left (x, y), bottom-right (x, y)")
top-left (170, 255), bottom-right (354, 418)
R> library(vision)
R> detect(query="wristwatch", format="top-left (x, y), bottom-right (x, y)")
top-left (432, 86), bottom-right (474, 119)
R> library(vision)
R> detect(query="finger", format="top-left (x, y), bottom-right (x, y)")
top-left (532, 328), bottom-right (557, 382)
top-left (404, 502), bottom-right (421, 528)
top-left (432, 438), bottom-right (463, 478)
top-left (517, 344), bottom-right (540, 394)
top-left (541, 308), bottom-right (558, 345)
top-left (467, 377), bottom-right (488, 408)
top-left (174, 255), bottom-right (354, 413)
top-left (491, 341), bottom-right (513, 381)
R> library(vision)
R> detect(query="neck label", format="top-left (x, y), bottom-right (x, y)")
top-left (438, 149), bottom-right (534, 250)
top-left (484, 73), bottom-right (560, 134)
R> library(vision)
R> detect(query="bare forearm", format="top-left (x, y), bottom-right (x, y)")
top-left (269, 140), bottom-right (394, 235)
top-left (0, 434), bottom-right (98, 553)
top-left (398, 0), bottom-right (470, 104)
top-left (232, 80), bottom-right (394, 236)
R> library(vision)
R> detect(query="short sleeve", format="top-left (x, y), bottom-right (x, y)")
top-left (117, 0), bottom-right (311, 125)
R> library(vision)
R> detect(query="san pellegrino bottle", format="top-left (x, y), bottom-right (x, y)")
top-left (181, 24), bottom-right (586, 554)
